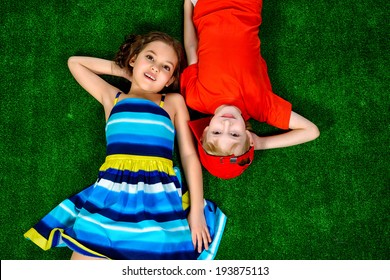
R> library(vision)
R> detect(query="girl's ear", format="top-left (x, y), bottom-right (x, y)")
top-left (165, 76), bottom-right (176, 87)
top-left (129, 56), bottom-right (137, 67)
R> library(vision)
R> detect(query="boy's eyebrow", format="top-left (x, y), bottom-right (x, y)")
top-left (145, 49), bottom-right (175, 67)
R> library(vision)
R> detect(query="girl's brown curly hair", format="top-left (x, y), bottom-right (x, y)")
top-left (114, 31), bottom-right (184, 92)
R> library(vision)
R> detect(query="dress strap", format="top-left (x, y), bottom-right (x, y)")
top-left (159, 94), bottom-right (166, 108)
top-left (114, 92), bottom-right (122, 105)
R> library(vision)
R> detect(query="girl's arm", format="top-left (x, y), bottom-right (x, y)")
top-left (251, 111), bottom-right (320, 150)
top-left (68, 56), bottom-right (130, 106)
top-left (171, 93), bottom-right (211, 253)
top-left (184, 0), bottom-right (198, 65)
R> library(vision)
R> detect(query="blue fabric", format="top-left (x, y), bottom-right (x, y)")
top-left (24, 98), bottom-right (226, 260)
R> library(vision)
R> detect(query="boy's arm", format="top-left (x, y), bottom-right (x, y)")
top-left (184, 0), bottom-right (198, 65)
top-left (251, 111), bottom-right (320, 150)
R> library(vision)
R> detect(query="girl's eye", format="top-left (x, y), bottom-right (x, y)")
top-left (163, 65), bottom-right (171, 71)
top-left (231, 133), bottom-right (240, 137)
top-left (212, 131), bottom-right (221, 135)
top-left (146, 55), bottom-right (154, 61)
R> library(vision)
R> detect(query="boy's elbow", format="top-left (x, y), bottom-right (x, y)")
top-left (309, 124), bottom-right (320, 141)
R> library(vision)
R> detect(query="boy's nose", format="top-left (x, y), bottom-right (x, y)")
top-left (222, 119), bottom-right (231, 129)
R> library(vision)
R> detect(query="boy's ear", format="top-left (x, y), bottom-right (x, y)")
top-left (246, 130), bottom-right (255, 146)
top-left (201, 126), bottom-right (209, 142)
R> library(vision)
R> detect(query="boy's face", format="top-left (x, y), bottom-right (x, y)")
top-left (203, 105), bottom-right (252, 156)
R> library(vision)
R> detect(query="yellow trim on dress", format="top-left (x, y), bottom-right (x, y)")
top-left (24, 228), bottom-right (53, 251)
top-left (24, 228), bottom-right (110, 259)
top-left (100, 154), bottom-right (176, 175)
top-left (60, 234), bottom-right (109, 259)
top-left (114, 94), bottom-right (120, 105)
top-left (181, 191), bottom-right (190, 210)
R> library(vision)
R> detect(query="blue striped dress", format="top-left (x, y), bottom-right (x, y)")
top-left (24, 95), bottom-right (226, 260)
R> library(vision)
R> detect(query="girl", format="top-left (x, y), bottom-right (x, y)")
top-left (24, 31), bottom-right (226, 260)
top-left (181, 0), bottom-right (320, 179)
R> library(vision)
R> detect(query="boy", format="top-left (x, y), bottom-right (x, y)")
top-left (181, 0), bottom-right (319, 179)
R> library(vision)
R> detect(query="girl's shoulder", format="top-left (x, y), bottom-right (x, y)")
top-left (164, 92), bottom-right (185, 103)
top-left (162, 92), bottom-right (188, 122)
top-left (165, 92), bottom-right (187, 111)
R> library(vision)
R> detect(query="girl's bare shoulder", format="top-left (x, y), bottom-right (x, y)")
top-left (164, 92), bottom-right (185, 104)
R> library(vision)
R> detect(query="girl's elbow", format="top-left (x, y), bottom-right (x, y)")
top-left (67, 56), bottom-right (78, 69)
top-left (67, 56), bottom-right (76, 64)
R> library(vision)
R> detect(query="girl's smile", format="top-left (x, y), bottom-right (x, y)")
top-left (144, 72), bottom-right (156, 81)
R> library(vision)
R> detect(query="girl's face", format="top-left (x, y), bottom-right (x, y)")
top-left (130, 41), bottom-right (178, 93)
top-left (204, 105), bottom-right (252, 156)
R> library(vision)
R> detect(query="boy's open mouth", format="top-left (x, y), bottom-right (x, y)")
top-left (221, 114), bottom-right (235, 119)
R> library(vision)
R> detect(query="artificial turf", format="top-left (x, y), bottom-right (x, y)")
top-left (0, 0), bottom-right (388, 260)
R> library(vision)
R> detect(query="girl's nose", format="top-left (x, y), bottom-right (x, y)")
top-left (151, 65), bottom-right (159, 72)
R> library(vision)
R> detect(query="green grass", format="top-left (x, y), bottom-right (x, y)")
top-left (1, 0), bottom-right (388, 260)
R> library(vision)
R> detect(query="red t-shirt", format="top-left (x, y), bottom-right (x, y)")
top-left (180, 0), bottom-right (292, 129)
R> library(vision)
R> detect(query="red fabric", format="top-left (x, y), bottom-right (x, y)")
top-left (180, 0), bottom-right (292, 129)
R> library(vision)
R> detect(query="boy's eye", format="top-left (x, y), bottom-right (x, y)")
top-left (146, 55), bottom-right (154, 61)
top-left (212, 131), bottom-right (221, 135)
top-left (231, 133), bottom-right (240, 137)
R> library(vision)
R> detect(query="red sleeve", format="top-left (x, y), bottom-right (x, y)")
top-left (180, 63), bottom-right (198, 100)
top-left (261, 92), bottom-right (292, 130)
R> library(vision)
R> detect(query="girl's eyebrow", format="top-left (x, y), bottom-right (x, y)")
top-left (145, 49), bottom-right (175, 67)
